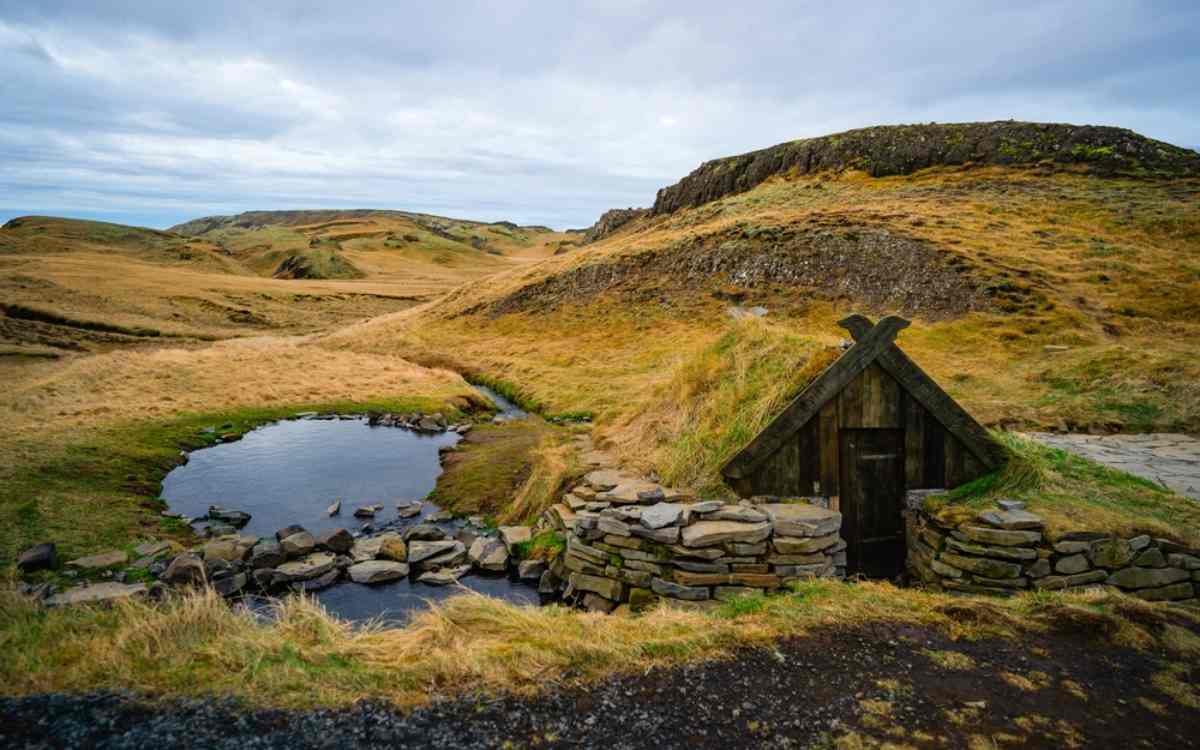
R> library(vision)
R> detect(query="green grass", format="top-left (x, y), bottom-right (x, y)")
top-left (513, 530), bottom-right (566, 561)
top-left (0, 395), bottom-right (465, 569)
top-left (926, 433), bottom-right (1200, 546)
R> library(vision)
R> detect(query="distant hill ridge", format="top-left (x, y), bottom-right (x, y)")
top-left (170, 209), bottom-right (550, 236)
top-left (649, 121), bottom-right (1200, 217)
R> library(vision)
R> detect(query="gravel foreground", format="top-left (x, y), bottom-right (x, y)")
top-left (3, 623), bottom-right (1197, 749)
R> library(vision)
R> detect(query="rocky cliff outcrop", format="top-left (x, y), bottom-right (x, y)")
top-left (651, 121), bottom-right (1200, 215)
top-left (583, 207), bottom-right (649, 243)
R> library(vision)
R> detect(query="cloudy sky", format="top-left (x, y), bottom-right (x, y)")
top-left (1, 1), bottom-right (1197, 230)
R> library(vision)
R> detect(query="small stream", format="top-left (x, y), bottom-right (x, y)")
top-left (159, 386), bottom-right (538, 624)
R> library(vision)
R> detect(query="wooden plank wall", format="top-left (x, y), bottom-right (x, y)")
top-left (743, 363), bottom-right (989, 497)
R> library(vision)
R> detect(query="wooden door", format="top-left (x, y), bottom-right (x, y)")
top-left (839, 428), bottom-right (905, 578)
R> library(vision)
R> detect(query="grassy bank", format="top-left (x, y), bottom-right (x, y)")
top-left (1, 581), bottom-right (1196, 709)
top-left (0, 395), bottom-right (477, 568)
top-left (928, 433), bottom-right (1200, 546)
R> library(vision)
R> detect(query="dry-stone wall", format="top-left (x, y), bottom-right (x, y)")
top-left (908, 497), bottom-right (1200, 604)
top-left (538, 469), bottom-right (845, 612)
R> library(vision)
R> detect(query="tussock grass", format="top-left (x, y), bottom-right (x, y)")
top-left (3, 580), bottom-right (1192, 709)
top-left (929, 432), bottom-right (1200, 545)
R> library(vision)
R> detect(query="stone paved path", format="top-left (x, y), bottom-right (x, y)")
top-left (1025, 432), bottom-right (1200, 500)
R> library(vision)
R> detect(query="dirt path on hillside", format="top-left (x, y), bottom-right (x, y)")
top-left (1026, 432), bottom-right (1200, 500)
top-left (4, 622), bottom-right (1197, 749)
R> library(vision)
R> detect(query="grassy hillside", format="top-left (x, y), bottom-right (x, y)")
top-left (325, 124), bottom-right (1200, 499)
top-left (0, 211), bottom-right (566, 357)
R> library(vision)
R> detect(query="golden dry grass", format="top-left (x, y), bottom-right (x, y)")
top-left (2, 579), bottom-right (1194, 709)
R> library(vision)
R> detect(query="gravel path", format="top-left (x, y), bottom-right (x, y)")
top-left (1025, 432), bottom-right (1200, 500)
top-left (3, 622), bottom-right (1196, 749)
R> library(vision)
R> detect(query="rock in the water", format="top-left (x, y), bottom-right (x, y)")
top-left (279, 531), bottom-right (317, 558)
top-left (207, 505), bottom-right (251, 528)
top-left (353, 504), bottom-right (383, 518)
top-left (248, 540), bottom-right (285, 569)
top-left (518, 559), bottom-right (547, 580)
top-left (396, 502), bottom-right (422, 519)
top-left (17, 543), bottom-right (57, 573)
top-left (275, 524), bottom-right (306, 541)
top-left (680, 520), bottom-right (771, 548)
top-left (202, 536), bottom-right (255, 563)
top-left (468, 537), bottom-right (509, 572)
top-left (46, 582), bottom-right (147, 607)
top-left (640, 503), bottom-right (683, 530)
top-left (162, 553), bottom-right (206, 585)
top-left (316, 528), bottom-right (354, 554)
top-left (407, 540), bottom-right (460, 565)
top-left (418, 565), bottom-right (471, 585)
top-left (402, 524), bottom-right (448, 542)
top-left (293, 569), bottom-right (340, 592)
top-left (66, 550), bottom-right (129, 571)
top-left (273, 552), bottom-right (337, 582)
top-left (347, 560), bottom-right (409, 584)
top-left (378, 536), bottom-right (408, 562)
top-left (326, 499), bottom-right (341, 516)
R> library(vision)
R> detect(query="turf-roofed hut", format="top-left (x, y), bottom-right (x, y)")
top-left (721, 314), bottom-right (1006, 579)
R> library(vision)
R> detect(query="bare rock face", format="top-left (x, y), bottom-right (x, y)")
top-left (650, 121), bottom-right (1200, 216)
top-left (583, 207), bottom-right (648, 243)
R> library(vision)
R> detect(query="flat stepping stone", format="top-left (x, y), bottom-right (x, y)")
top-left (47, 582), bottom-right (146, 607)
top-left (66, 551), bottom-right (128, 570)
top-left (347, 560), bottom-right (409, 584)
top-left (418, 565), bottom-right (471, 586)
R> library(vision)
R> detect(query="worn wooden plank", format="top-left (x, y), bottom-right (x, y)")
top-left (838, 314), bottom-right (1004, 470)
top-left (819, 399), bottom-right (840, 497)
top-left (839, 371), bottom-right (864, 428)
top-left (877, 366), bottom-right (902, 428)
top-left (798, 417), bottom-right (822, 496)
top-left (944, 437), bottom-right (964, 488)
top-left (722, 315), bottom-right (911, 478)
top-left (924, 417), bottom-right (946, 487)
top-left (903, 391), bottom-right (924, 486)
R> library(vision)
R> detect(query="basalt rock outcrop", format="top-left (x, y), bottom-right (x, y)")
top-left (650, 121), bottom-right (1200, 215)
top-left (583, 207), bottom-right (649, 243)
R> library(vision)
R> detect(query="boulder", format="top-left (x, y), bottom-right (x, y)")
top-left (583, 469), bottom-right (625, 492)
top-left (581, 593), bottom-right (618, 613)
top-left (279, 531), bottom-right (316, 558)
top-left (66, 550), bottom-right (128, 571)
top-left (418, 565), bottom-right (471, 585)
top-left (498, 526), bottom-right (532, 551)
top-left (518, 559), bottom-right (547, 580)
top-left (46, 582), bottom-right (147, 607)
top-left (959, 526), bottom-right (1042, 547)
top-left (248, 540), bottom-right (286, 569)
top-left (326, 499), bottom-right (342, 516)
top-left (207, 505), bottom-right (251, 528)
top-left (316, 528), bottom-right (354, 554)
top-left (275, 524), bottom-right (307, 541)
top-left (211, 573), bottom-right (248, 598)
top-left (347, 560), bottom-right (409, 584)
top-left (273, 552), bottom-right (337, 583)
top-left (203, 536), bottom-right (255, 563)
top-left (17, 543), bottom-right (57, 573)
top-left (408, 540), bottom-right (461, 565)
top-left (680, 520), bottom-right (771, 548)
top-left (378, 535), bottom-right (408, 562)
top-left (133, 541), bottom-right (170, 558)
top-left (1106, 566), bottom-right (1189, 590)
top-left (396, 502), bottom-right (422, 519)
top-left (468, 537), bottom-right (509, 572)
top-left (423, 541), bottom-right (468, 569)
top-left (293, 569), bottom-right (340, 592)
top-left (162, 553), bottom-right (206, 585)
top-left (402, 524), bottom-right (448, 543)
top-left (760, 504), bottom-right (841, 538)
top-left (353, 504), bottom-right (382, 518)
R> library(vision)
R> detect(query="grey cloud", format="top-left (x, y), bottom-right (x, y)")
top-left (0, 1), bottom-right (1196, 230)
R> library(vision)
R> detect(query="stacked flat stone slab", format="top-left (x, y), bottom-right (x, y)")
top-left (550, 490), bottom-right (844, 611)
top-left (908, 498), bottom-right (1199, 604)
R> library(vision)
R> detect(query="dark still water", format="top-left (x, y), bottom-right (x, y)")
top-left (161, 416), bottom-right (460, 538)
top-left (160, 415), bottom-right (542, 624)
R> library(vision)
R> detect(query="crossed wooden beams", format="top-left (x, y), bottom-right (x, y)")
top-left (722, 314), bottom-right (1003, 480)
